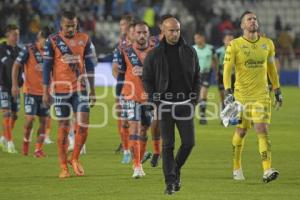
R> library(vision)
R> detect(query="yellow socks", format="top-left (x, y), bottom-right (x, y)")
top-left (232, 132), bottom-right (245, 170)
top-left (257, 134), bottom-right (272, 171)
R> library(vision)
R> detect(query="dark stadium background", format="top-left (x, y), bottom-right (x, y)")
top-left (0, 0), bottom-right (299, 86)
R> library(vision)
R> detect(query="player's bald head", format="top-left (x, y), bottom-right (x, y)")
top-left (162, 17), bottom-right (181, 45)
top-left (162, 17), bottom-right (180, 31)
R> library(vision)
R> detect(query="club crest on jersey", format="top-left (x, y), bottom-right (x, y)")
top-left (78, 40), bottom-right (85, 46)
top-left (140, 52), bottom-right (147, 60)
top-left (70, 40), bottom-right (76, 46)
top-left (261, 44), bottom-right (267, 50)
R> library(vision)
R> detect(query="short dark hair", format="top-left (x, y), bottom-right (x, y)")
top-left (194, 31), bottom-right (205, 37)
top-left (128, 22), bottom-right (136, 29)
top-left (240, 10), bottom-right (254, 22)
top-left (120, 14), bottom-right (134, 23)
top-left (61, 10), bottom-right (76, 20)
top-left (5, 24), bottom-right (19, 33)
top-left (223, 31), bottom-right (234, 38)
top-left (159, 14), bottom-right (174, 25)
top-left (134, 21), bottom-right (149, 28)
top-left (39, 26), bottom-right (54, 38)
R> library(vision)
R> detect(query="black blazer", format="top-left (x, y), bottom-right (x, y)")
top-left (142, 37), bottom-right (201, 105)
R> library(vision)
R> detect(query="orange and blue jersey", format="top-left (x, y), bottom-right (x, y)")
top-left (16, 43), bottom-right (44, 95)
top-left (43, 31), bottom-right (95, 94)
top-left (112, 35), bottom-right (132, 97)
top-left (119, 45), bottom-right (153, 103)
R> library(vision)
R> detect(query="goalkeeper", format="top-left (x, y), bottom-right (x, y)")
top-left (223, 11), bottom-right (283, 183)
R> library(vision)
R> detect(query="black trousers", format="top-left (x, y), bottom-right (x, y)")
top-left (158, 103), bottom-right (195, 184)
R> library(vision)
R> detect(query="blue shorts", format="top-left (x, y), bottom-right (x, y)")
top-left (0, 89), bottom-right (20, 112)
top-left (121, 99), bottom-right (152, 126)
top-left (53, 91), bottom-right (90, 119)
top-left (24, 94), bottom-right (49, 117)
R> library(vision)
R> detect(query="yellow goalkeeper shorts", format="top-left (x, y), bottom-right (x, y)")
top-left (236, 98), bottom-right (271, 129)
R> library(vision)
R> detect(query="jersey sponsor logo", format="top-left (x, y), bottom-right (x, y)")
top-left (245, 59), bottom-right (264, 68)
top-left (60, 54), bottom-right (81, 64)
top-left (35, 63), bottom-right (43, 71)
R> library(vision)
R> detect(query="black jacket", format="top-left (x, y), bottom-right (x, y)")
top-left (0, 43), bottom-right (23, 90)
top-left (142, 37), bottom-right (201, 105)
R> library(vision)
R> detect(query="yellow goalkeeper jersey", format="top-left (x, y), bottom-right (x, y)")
top-left (223, 36), bottom-right (280, 100)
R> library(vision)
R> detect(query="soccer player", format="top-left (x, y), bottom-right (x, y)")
top-left (215, 32), bottom-right (234, 111)
top-left (112, 15), bottom-right (135, 154)
top-left (0, 24), bottom-right (22, 153)
top-left (113, 22), bottom-right (135, 163)
top-left (11, 27), bottom-right (53, 157)
top-left (42, 11), bottom-right (96, 178)
top-left (223, 11), bottom-right (282, 183)
top-left (118, 21), bottom-right (153, 178)
top-left (193, 32), bottom-right (217, 125)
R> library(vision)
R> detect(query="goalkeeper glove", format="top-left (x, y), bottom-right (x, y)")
top-left (274, 88), bottom-right (283, 109)
top-left (224, 89), bottom-right (235, 106)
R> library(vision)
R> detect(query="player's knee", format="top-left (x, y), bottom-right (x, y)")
top-left (24, 119), bottom-right (34, 129)
top-left (58, 120), bottom-right (70, 128)
top-left (78, 126), bottom-right (88, 134)
top-left (182, 140), bottom-right (195, 150)
top-left (140, 125), bottom-right (148, 135)
top-left (3, 111), bottom-right (11, 118)
top-left (255, 124), bottom-right (268, 134)
top-left (122, 120), bottom-right (129, 128)
top-left (38, 122), bottom-right (47, 132)
top-left (11, 113), bottom-right (18, 121)
top-left (236, 128), bottom-right (247, 137)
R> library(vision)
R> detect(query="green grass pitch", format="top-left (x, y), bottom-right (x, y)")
top-left (0, 86), bottom-right (299, 200)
